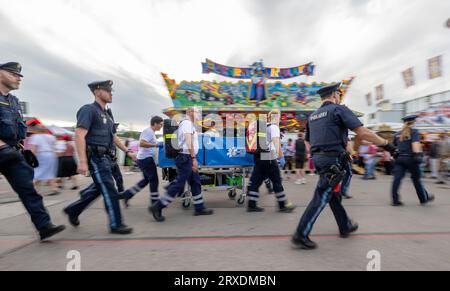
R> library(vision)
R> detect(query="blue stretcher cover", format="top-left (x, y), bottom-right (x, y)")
top-left (158, 136), bottom-right (254, 168)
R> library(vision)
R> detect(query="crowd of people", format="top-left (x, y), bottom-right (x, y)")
top-left (17, 120), bottom-right (449, 204)
top-left (21, 126), bottom-right (79, 195)
top-left (281, 131), bottom-right (450, 184)
top-left (4, 123), bottom-right (149, 197)
top-left (354, 133), bottom-right (450, 181)
top-left (1, 61), bottom-right (449, 247)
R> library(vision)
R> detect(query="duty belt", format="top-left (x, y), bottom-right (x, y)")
top-left (1, 144), bottom-right (23, 151)
top-left (313, 152), bottom-right (343, 158)
top-left (87, 145), bottom-right (114, 157)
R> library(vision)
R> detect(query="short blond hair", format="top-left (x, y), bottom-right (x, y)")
top-left (268, 110), bottom-right (281, 122)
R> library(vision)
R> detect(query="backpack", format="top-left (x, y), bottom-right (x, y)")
top-left (163, 119), bottom-right (188, 159)
top-left (246, 119), bottom-right (271, 154)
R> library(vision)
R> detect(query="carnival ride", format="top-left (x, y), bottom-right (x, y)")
top-left (162, 59), bottom-right (356, 131)
top-left (159, 59), bottom-right (356, 207)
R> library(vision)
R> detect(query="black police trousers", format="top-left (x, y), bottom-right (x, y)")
top-left (65, 154), bottom-right (123, 230)
top-left (0, 149), bottom-right (51, 230)
top-left (247, 155), bottom-right (288, 206)
top-left (122, 157), bottom-right (159, 205)
top-left (392, 156), bottom-right (429, 204)
top-left (296, 155), bottom-right (352, 238)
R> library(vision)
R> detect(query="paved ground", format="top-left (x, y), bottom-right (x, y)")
top-left (0, 170), bottom-right (449, 271)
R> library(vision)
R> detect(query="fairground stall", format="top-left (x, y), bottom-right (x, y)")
top-left (364, 107), bottom-right (450, 175)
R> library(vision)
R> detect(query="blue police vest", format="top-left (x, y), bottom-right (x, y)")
top-left (394, 129), bottom-right (419, 155)
top-left (84, 103), bottom-right (115, 147)
top-left (308, 103), bottom-right (347, 153)
top-left (0, 94), bottom-right (27, 146)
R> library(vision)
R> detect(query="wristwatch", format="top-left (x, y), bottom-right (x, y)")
top-left (191, 156), bottom-right (196, 159)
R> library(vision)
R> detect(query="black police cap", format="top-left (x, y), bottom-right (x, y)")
top-left (0, 62), bottom-right (23, 77)
top-left (317, 82), bottom-right (342, 98)
top-left (88, 80), bottom-right (113, 92)
top-left (402, 115), bottom-right (419, 122)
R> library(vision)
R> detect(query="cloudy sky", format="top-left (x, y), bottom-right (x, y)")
top-left (1, 0), bottom-right (449, 130)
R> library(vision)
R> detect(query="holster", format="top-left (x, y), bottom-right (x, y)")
top-left (339, 152), bottom-right (351, 165)
top-left (87, 145), bottom-right (112, 160)
top-left (326, 164), bottom-right (347, 189)
top-left (22, 149), bottom-right (39, 168)
top-left (393, 151), bottom-right (399, 159)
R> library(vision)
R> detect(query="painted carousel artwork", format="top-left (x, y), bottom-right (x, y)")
top-left (161, 59), bottom-right (355, 128)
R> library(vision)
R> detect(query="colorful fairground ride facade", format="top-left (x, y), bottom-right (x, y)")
top-left (161, 59), bottom-right (356, 131)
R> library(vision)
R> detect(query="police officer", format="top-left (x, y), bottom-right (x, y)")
top-left (149, 107), bottom-right (214, 222)
top-left (120, 116), bottom-right (164, 207)
top-left (0, 62), bottom-right (65, 240)
top-left (391, 115), bottom-right (435, 206)
top-left (292, 83), bottom-right (396, 249)
top-left (63, 80), bottom-right (135, 234)
top-left (247, 110), bottom-right (296, 213)
top-left (76, 124), bottom-right (124, 206)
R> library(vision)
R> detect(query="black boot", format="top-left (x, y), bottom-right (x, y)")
top-left (392, 201), bottom-right (404, 207)
top-left (63, 207), bottom-right (80, 227)
top-left (110, 225), bottom-right (133, 235)
top-left (343, 194), bottom-right (353, 199)
top-left (247, 205), bottom-right (265, 212)
top-left (39, 224), bottom-right (66, 241)
top-left (291, 235), bottom-right (317, 250)
top-left (194, 208), bottom-right (214, 216)
top-left (340, 221), bottom-right (359, 238)
top-left (279, 202), bottom-right (297, 213)
top-left (421, 194), bottom-right (435, 205)
top-left (118, 192), bottom-right (132, 208)
top-left (149, 203), bottom-right (165, 222)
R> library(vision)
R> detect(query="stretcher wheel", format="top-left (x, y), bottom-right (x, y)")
top-left (181, 192), bottom-right (191, 209)
top-left (237, 194), bottom-right (246, 206)
top-left (228, 189), bottom-right (237, 200)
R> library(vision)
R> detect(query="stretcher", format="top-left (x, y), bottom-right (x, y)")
top-left (158, 137), bottom-right (255, 207)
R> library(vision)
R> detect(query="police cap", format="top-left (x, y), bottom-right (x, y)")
top-left (0, 62), bottom-right (23, 77)
top-left (88, 80), bottom-right (113, 92)
top-left (317, 82), bottom-right (341, 98)
top-left (402, 115), bottom-right (419, 122)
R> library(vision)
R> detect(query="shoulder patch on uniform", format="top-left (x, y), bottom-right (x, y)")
top-left (309, 111), bottom-right (328, 122)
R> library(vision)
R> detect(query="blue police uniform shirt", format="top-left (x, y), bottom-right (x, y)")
top-left (305, 102), bottom-right (362, 153)
top-left (0, 93), bottom-right (27, 146)
top-left (76, 102), bottom-right (116, 147)
top-left (394, 128), bottom-right (421, 155)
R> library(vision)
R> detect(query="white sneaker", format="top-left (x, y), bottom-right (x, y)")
top-left (295, 179), bottom-right (302, 185)
top-left (301, 178), bottom-right (307, 184)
